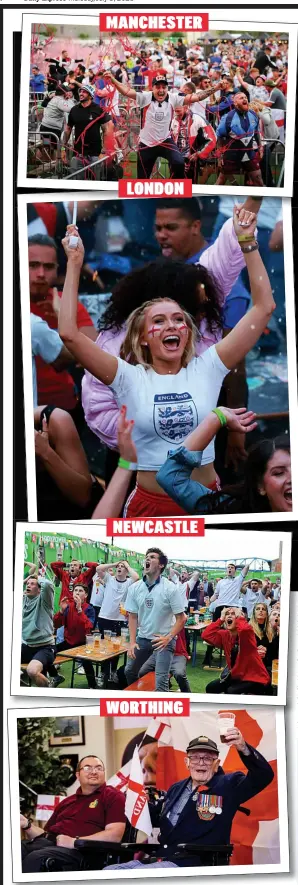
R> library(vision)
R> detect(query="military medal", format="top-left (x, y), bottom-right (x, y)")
top-left (196, 794), bottom-right (223, 820)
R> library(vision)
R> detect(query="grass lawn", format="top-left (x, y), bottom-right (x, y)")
top-left (122, 151), bottom-right (283, 186)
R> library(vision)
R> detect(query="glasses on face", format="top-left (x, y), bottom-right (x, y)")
top-left (80, 765), bottom-right (104, 773)
top-left (188, 754), bottom-right (216, 765)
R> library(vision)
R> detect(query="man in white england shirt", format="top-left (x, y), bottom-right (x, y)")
top-left (103, 71), bottom-right (222, 179)
top-left (210, 562), bottom-right (250, 620)
top-left (94, 559), bottom-right (139, 684)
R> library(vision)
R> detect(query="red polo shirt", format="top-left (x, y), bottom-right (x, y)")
top-left (45, 784), bottom-right (126, 838)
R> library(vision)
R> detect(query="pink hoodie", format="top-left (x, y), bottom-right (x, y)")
top-left (81, 217), bottom-right (245, 450)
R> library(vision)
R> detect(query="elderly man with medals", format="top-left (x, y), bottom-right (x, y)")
top-left (106, 728), bottom-right (274, 869)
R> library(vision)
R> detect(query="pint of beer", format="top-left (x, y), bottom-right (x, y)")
top-left (272, 659), bottom-right (279, 686)
top-left (217, 711), bottom-right (235, 743)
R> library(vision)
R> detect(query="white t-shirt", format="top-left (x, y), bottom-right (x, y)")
top-left (214, 571), bottom-right (247, 607)
top-left (125, 576), bottom-right (184, 639)
top-left (99, 573), bottom-right (133, 621)
top-left (109, 345), bottom-right (229, 471)
top-left (31, 314), bottom-right (62, 408)
top-left (90, 576), bottom-right (104, 608)
top-left (136, 91), bottom-right (184, 146)
top-left (241, 588), bottom-right (270, 619)
top-left (171, 573), bottom-right (197, 608)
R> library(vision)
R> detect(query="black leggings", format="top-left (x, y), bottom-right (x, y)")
top-left (206, 677), bottom-right (271, 695)
top-left (56, 640), bottom-right (96, 688)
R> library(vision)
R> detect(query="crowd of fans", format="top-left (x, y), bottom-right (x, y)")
top-left (21, 549), bottom-right (281, 696)
top-left (29, 34), bottom-right (288, 183)
top-left (28, 194), bottom-right (290, 519)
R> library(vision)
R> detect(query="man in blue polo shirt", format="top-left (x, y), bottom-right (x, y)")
top-left (124, 547), bottom-right (186, 691)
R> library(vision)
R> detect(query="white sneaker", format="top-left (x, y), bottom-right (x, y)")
top-left (111, 673), bottom-right (119, 684)
top-left (76, 666), bottom-right (85, 675)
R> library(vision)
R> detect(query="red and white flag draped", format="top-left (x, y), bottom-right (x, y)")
top-left (124, 746), bottom-right (153, 837)
top-left (154, 709), bottom-right (279, 866)
top-left (36, 794), bottom-right (63, 821)
top-left (107, 760), bottom-right (131, 793)
top-left (107, 717), bottom-right (171, 835)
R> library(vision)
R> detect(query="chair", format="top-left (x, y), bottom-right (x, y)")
top-left (71, 840), bottom-right (234, 870)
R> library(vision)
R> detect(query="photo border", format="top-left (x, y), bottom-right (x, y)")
top-left (18, 192), bottom-right (298, 525)
top-left (8, 703), bottom-right (289, 881)
top-left (18, 10), bottom-right (297, 196)
top-left (11, 521), bottom-right (291, 705)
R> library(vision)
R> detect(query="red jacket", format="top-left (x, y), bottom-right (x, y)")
top-left (51, 561), bottom-right (97, 603)
top-left (175, 628), bottom-right (190, 659)
top-left (202, 617), bottom-right (270, 685)
top-left (54, 601), bottom-right (94, 646)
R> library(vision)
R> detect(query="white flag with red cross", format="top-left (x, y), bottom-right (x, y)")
top-left (125, 747), bottom-right (153, 836)
top-left (36, 795), bottom-right (63, 821)
top-left (107, 760), bottom-right (132, 792)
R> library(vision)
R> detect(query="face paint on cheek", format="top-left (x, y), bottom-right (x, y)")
top-left (147, 325), bottom-right (161, 338)
top-left (176, 323), bottom-right (188, 334)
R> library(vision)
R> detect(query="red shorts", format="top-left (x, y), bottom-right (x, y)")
top-left (222, 157), bottom-right (260, 173)
top-left (124, 479), bottom-right (220, 518)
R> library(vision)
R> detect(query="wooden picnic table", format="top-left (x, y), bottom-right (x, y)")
top-left (185, 620), bottom-right (212, 667)
top-left (58, 642), bottom-right (129, 688)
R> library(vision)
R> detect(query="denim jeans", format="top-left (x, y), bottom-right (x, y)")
top-left (125, 636), bottom-right (176, 691)
top-left (139, 650), bottom-right (191, 693)
top-left (70, 155), bottom-right (105, 180)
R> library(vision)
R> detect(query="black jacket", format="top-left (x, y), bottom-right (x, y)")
top-left (254, 51), bottom-right (278, 75)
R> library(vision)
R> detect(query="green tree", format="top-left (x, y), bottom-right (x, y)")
top-left (18, 718), bottom-right (68, 816)
top-left (42, 26), bottom-right (57, 38)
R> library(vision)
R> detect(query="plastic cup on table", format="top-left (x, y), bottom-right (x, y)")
top-left (93, 633), bottom-right (100, 651)
top-left (104, 630), bottom-right (112, 651)
top-left (85, 635), bottom-right (94, 654)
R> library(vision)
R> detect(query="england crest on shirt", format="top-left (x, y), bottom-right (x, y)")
top-left (153, 392), bottom-right (198, 443)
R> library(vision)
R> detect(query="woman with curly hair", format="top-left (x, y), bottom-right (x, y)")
top-left (59, 206), bottom-right (275, 517)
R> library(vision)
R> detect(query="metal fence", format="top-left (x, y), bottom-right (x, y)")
top-left (26, 100), bottom-right (285, 185)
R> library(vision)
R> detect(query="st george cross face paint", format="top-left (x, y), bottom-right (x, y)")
top-left (147, 322), bottom-right (188, 337)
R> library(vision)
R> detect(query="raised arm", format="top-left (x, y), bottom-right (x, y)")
top-left (184, 80), bottom-right (224, 105)
top-left (215, 207), bottom-right (275, 369)
top-left (92, 406), bottom-right (137, 518)
top-left (156, 408), bottom-right (256, 513)
top-left (58, 226), bottom-right (118, 384)
top-left (103, 71), bottom-right (136, 100)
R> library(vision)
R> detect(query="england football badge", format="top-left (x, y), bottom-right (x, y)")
top-left (153, 392), bottom-right (198, 443)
